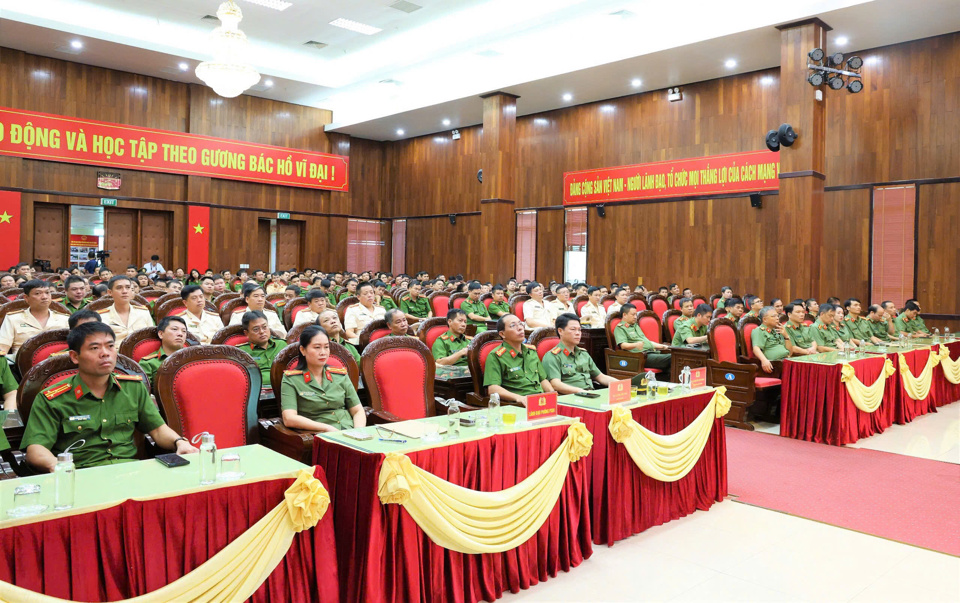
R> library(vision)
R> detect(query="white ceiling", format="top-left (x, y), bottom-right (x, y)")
top-left (1, 0), bottom-right (958, 141)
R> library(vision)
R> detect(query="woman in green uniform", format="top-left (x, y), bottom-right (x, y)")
top-left (280, 326), bottom-right (366, 433)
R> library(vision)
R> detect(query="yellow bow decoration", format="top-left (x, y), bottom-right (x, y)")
top-left (285, 468), bottom-right (332, 532)
top-left (378, 452), bottom-right (420, 505)
top-left (939, 346), bottom-right (960, 384)
top-left (840, 358), bottom-right (895, 413)
top-left (713, 386), bottom-right (731, 418)
top-left (565, 422), bottom-right (594, 462)
top-left (608, 406), bottom-right (633, 444)
top-left (898, 351), bottom-right (939, 400)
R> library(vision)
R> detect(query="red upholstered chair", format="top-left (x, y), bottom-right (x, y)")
top-left (627, 295), bottom-right (648, 312)
top-left (601, 294), bottom-right (617, 312)
top-left (669, 296), bottom-right (684, 311)
top-left (119, 327), bottom-right (200, 362)
top-left (428, 291), bottom-right (450, 317)
top-left (209, 324), bottom-right (285, 346)
top-left (140, 289), bottom-right (165, 307)
top-left (803, 314), bottom-right (815, 326)
top-left (648, 295), bottom-right (669, 319)
top-left (15, 329), bottom-right (70, 378)
top-left (156, 298), bottom-right (217, 322)
top-left (528, 327), bottom-right (559, 361)
top-left (285, 323), bottom-right (312, 344)
top-left (155, 346), bottom-right (261, 449)
top-left (416, 317), bottom-right (449, 350)
top-left (509, 294), bottom-right (530, 323)
top-left (573, 294), bottom-right (589, 315)
top-left (738, 315), bottom-right (761, 362)
top-left (480, 293), bottom-right (493, 309)
top-left (361, 337), bottom-right (436, 420)
top-left (692, 296), bottom-right (709, 308)
top-left (662, 309), bottom-right (682, 341)
top-left (2, 288), bottom-right (23, 301)
top-left (391, 288), bottom-right (407, 306)
top-left (358, 319), bottom-right (392, 348)
top-left (465, 330), bottom-right (504, 406)
top-left (0, 300), bottom-right (70, 333)
top-left (637, 310), bottom-right (663, 344)
top-left (449, 292), bottom-right (467, 311)
top-left (213, 292), bottom-right (241, 310)
top-left (335, 296), bottom-right (358, 327)
top-left (710, 294), bottom-right (721, 309)
top-left (603, 311), bottom-right (649, 379)
top-left (282, 297), bottom-right (308, 330)
top-left (712, 308), bottom-right (726, 319)
top-left (266, 292), bottom-right (286, 307)
top-left (150, 293), bottom-right (180, 318)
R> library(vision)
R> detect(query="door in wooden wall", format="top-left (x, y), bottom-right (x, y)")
top-left (33, 204), bottom-right (68, 268)
top-left (276, 221), bottom-right (302, 271)
top-left (104, 209), bottom-right (137, 273)
top-left (254, 220), bottom-right (271, 273)
top-left (139, 211), bottom-right (172, 271)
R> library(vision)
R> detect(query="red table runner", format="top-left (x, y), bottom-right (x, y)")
top-left (560, 391), bottom-right (727, 546)
top-left (0, 466), bottom-right (339, 602)
top-left (313, 423), bottom-right (592, 603)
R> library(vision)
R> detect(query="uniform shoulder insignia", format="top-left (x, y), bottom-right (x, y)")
top-left (523, 344), bottom-right (536, 350)
top-left (115, 374), bottom-right (143, 381)
top-left (401, 296), bottom-right (410, 301)
top-left (439, 333), bottom-right (449, 340)
top-left (52, 309), bottom-right (70, 316)
top-left (283, 369), bottom-right (303, 376)
top-left (132, 303), bottom-right (148, 310)
top-left (236, 341), bottom-right (251, 348)
top-left (142, 351), bottom-right (159, 360)
top-left (204, 309), bottom-right (219, 315)
top-left (97, 308), bottom-right (110, 314)
top-left (495, 346), bottom-right (507, 357)
top-left (327, 366), bottom-right (348, 375)
top-left (550, 346), bottom-right (562, 355)
top-left (42, 382), bottom-right (72, 400)
top-left (348, 302), bottom-right (360, 308)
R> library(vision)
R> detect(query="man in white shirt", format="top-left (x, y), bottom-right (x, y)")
top-left (344, 281), bottom-right (385, 344)
top-left (579, 286), bottom-right (607, 328)
top-left (228, 285), bottom-right (286, 336)
top-left (292, 289), bottom-right (328, 328)
top-left (0, 280), bottom-right (70, 357)
top-left (546, 284), bottom-right (575, 322)
top-left (607, 287), bottom-right (631, 315)
top-left (142, 255), bottom-right (165, 280)
top-left (522, 281), bottom-right (552, 329)
top-left (179, 285), bottom-right (224, 344)
top-left (97, 276), bottom-right (155, 346)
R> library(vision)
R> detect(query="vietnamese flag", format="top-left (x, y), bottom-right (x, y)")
top-left (187, 205), bottom-right (210, 272)
top-left (0, 191), bottom-right (21, 269)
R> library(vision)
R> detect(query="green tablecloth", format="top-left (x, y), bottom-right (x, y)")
top-left (556, 385), bottom-right (716, 413)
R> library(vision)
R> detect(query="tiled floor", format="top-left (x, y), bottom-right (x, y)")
top-left (505, 403), bottom-right (960, 602)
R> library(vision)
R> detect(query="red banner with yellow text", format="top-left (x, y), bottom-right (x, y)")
top-left (0, 107), bottom-right (348, 191)
top-left (563, 150), bottom-right (779, 205)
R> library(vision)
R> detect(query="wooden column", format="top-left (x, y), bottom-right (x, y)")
top-left (479, 92), bottom-right (519, 284)
top-left (775, 19), bottom-right (830, 301)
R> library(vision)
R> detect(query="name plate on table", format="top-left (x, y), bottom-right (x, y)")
top-left (608, 379), bottom-right (632, 404)
top-left (526, 392), bottom-right (558, 422)
top-left (690, 367), bottom-right (707, 389)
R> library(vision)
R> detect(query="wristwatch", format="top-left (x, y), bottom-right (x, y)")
top-left (174, 436), bottom-right (188, 446)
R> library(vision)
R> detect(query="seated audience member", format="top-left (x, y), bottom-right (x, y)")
top-left (461, 282), bottom-right (491, 332)
top-left (522, 281), bottom-right (551, 329)
top-left (542, 313), bottom-right (619, 394)
top-left (682, 287), bottom-right (693, 299)
top-left (805, 298), bottom-right (820, 316)
top-left (751, 306), bottom-right (790, 372)
top-left (505, 279), bottom-right (518, 296)
top-left (866, 304), bottom-right (894, 341)
top-left (376, 281), bottom-right (397, 312)
top-left (197, 275), bottom-right (216, 302)
top-left (668, 283), bottom-right (681, 298)
top-left (280, 326), bottom-right (365, 433)
top-left (483, 314), bottom-right (553, 405)
top-left (810, 304), bottom-right (845, 352)
top-left (744, 295), bottom-right (764, 319)
top-left (903, 299), bottom-right (931, 333)
top-left (338, 278), bottom-right (359, 302)
top-left (385, 308), bottom-right (411, 337)
top-left (487, 285), bottom-right (511, 318)
top-left (613, 303), bottom-right (671, 370)
top-left (136, 274), bottom-right (152, 290)
top-left (399, 282), bottom-right (432, 323)
top-left (0, 352), bottom-right (17, 409)
top-left (675, 298), bottom-right (695, 330)
top-left (843, 298), bottom-right (874, 345)
top-left (318, 309), bottom-right (360, 364)
top-left (432, 309), bottom-right (471, 366)
top-left (124, 265), bottom-right (138, 280)
top-left (722, 297), bottom-right (746, 322)
top-left (771, 298), bottom-right (785, 316)
top-left (167, 279), bottom-right (183, 295)
top-left (546, 284), bottom-right (575, 322)
top-left (579, 286), bottom-right (607, 328)
top-left (282, 284), bottom-right (300, 304)
top-left (832, 306), bottom-right (859, 347)
top-left (344, 281), bottom-right (386, 345)
top-left (607, 287), bottom-right (630, 315)
top-left (0, 280), bottom-right (70, 357)
top-left (783, 302), bottom-right (818, 356)
top-left (0, 274), bottom-right (16, 289)
top-left (139, 315), bottom-right (188, 385)
top-left (894, 301), bottom-right (929, 337)
top-left (825, 296), bottom-right (841, 306)
top-left (716, 287), bottom-right (733, 309)
top-left (63, 275), bottom-right (89, 314)
top-left (23, 322), bottom-right (198, 470)
top-left (229, 284), bottom-right (286, 336)
top-left (572, 283), bottom-right (588, 298)
top-left (212, 275), bottom-right (228, 297)
top-left (293, 289), bottom-right (328, 328)
top-left (68, 308), bottom-right (102, 330)
top-left (235, 311), bottom-right (285, 384)
top-left (672, 303), bottom-right (711, 346)
top-left (180, 284), bottom-right (224, 345)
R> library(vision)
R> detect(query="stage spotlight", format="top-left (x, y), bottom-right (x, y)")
top-left (596, 205), bottom-right (606, 218)
top-left (808, 48), bottom-right (824, 62)
top-left (828, 52), bottom-right (844, 66)
top-left (765, 129), bottom-right (780, 152)
top-left (807, 71), bottom-right (825, 87)
top-left (847, 79), bottom-right (863, 94)
top-left (846, 55), bottom-right (863, 70)
top-left (827, 76), bottom-right (845, 90)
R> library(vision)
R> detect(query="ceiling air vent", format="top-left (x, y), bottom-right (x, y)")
top-left (200, 14), bottom-right (220, 23)
top-left (390, 1), bottom-right (422, 13)
top-left (303, 40), bottom-right (329, 50)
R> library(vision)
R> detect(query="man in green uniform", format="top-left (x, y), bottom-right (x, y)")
top-left (338, 278), bottom-right (359, 303)
top-left (318, 309), bottom-right (361, 365)
top-left (23, 322), bottom-right (197, 471)
top-left (783, 302), bottom-right (818, 356)
top-left (810, 304), bottom-right (844, 352)
top-left (433, 309), bottom-right (472, 366)
top-left (673, 298), bottom-right (696, 334)
top-left (751, 307), bottom-right (790, 372)
top-left (483, 314), bottom-right (553, 405)
top-left (866, 304), bottom-right (894, 341)
top-left (139, 315), bottom-right (188, 386)
top-left (377, 281), bottom-right (397, 312)
top-left (614, 303), bottom-right (672, 370)
top-left (843, 298), bottom-right (875, 344)
top-left (672, 303), bottom-right (711, 346)
top-left (235, 311), bottom-right (286, 384)
top-left (400, 282), bottom-right (432, 322)
top-left (895, 301), bottom-right (929, 337)
top-left (0, 352), bottom-right (19, 411)
top-left (743, 295), bottom-right (764, 319)
top-left (385, 308), bottom-right (412, 337)
top-left (542, 313), bottom-right (618, 394)
top-left (63, 275), bottom-right (89, 314)
top-left (487, 285), bottom-right (510, 319)
top-left (461, 282), bottom-right (491, 332)
top-left (722, 298), bottom-right (746, 323)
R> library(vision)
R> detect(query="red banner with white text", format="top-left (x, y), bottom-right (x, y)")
top-left (563, 150), bottom-right (780, 205)
top-left (0, 107), bottom-right (348, 191)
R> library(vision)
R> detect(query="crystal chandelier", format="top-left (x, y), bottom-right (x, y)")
top-left (195, 1), bottom-right (261, 98)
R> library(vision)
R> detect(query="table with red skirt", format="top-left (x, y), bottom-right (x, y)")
top-left (313, 417), bottom-right (592, 603)
top-left (559, 389), bottom-right (727, 546)
top-left (934, 340), bottom-right (960, 407)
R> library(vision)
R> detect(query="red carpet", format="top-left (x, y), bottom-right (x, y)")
top-left (726, 427), bottom-right (960, 556)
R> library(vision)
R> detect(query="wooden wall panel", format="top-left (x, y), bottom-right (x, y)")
top-left (404, 215), bottom-right (481, 277)
top-left (535, 209), bottom-right (564, 284)
top-left (917, 182), bottom-right (959, 315)
top-left (329, 134), bottom-right (385, 218)
top-left (820, 189), bottom-right (871, 303)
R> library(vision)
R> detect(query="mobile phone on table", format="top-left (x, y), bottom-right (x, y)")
top-left (155, 453), bottom-right (190, 468)
top-left (574, 392), bottom-right (601, 398)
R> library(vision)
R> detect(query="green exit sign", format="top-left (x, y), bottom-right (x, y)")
top-left (100, 198), bottom-right (117, 206)
top-left (277, 212), bottom-right (291, 220)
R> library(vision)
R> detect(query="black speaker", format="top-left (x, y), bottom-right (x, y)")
top-left (449, 214), bottom-right (456, 225)
top-left (765, 129), bottom-right (780, 152)
top-left (597, 204), bottom-right (606, 218)
top-left (750, 194), bottom-right (762, 209)
top-left (778, 123), bottom-right (797, 147)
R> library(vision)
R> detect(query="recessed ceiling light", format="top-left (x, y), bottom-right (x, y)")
top-left (724, 59), bottom-right (737, 69)
top-left (562, 93), bottom-right (573, 102)
top-left (70, 40), bottom-right (83, 50)
top-left (442, 118), bottom-right (451, 127)
top-left (760, 76), bottom-right (774, 86)
top-left (242, 0), bottom-right (293, 10)
top-left (631, 78), bottom-right (642, 88)
top-left (264, 79), bottom-right (274, 87)
top-left (330, 17), bottom-right (382, 35)
top-left (396, 129), bottom-right (405, 136)
top-left (32, 69), bottom-right (50, 79)
top-left (835, 36), bottom-right (848, 46)
top-left (178, 62), bottom-right (189, 71)
top-left (600, 105), bottom-right (615, 113)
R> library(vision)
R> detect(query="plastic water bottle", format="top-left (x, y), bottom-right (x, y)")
top-left (53, 452), bottom-right (75, 510)
top-left (647, 371), bottom-right (658, 399)
top-left (680, 366), bottom-right (692, 392)
top-left (933, 328), bottom-right (940, 344)
top-left (488, 393), bottom-right (501, 430)
top-left (199, 434), bottom-right (216, 485)
top-left (946, 327), bottom-right (951, 342)
top-left (446, 402), bottom-right (460, 440)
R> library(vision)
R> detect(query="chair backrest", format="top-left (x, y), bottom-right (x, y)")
top-left (266, 292), bottom-right (286, 306)
top-left (2, 288), bottom-right (23, 301)
top-left (449, 292), bottom-right (467, 310)
top-left (663, 309), bottom-right (682, 340)
top-left (601, 294), bottom-right (617, 311)
top-left (211, 325), bottom-right (286, 346)
top-left (156, 298), bottom-right (217, 322)
top-left (220, 298), bottom-right (279, 326)
top-left (710, 294), bottom-right (721, 308)
top-left (626, 295), bottom-right (648, 312)
top-left (649, 295), bottom-right (668, 318)
top-left (361, 337), bottom-right (435, 420)
top-left (427, 291), bottom-right (449, 317)
top-left (17, 353), bottom-right (149, 426)
top-left (359, 319), bottom-right (391, 348)
top-left (637, 310), bottom-right (662, 344)
top-left (140, 290), bottom-right (165, 305)
top-left (739, 315), bottom-right (761, 360)
top-left (692, 296), bottom-right (708, 307)
top-left (390, 288), bottom-right (407, 305)
top-left (336, 296), bottom-right (358, 326)
top-left (480, 293), bottom-right (493, 309)
top-left (15, 329), bottom-right (70, 377)
top-left (415, 316), bottom-right (449, 350)
top-left (712, 307), bottom-right (725, 319)
top-left (118, 327), bottom-right (200, 362)
top-left (509, 294), bottom-right (530, 323)
top-left (573, 294), bottom-right (589, 315)
top-left (604, 311), bottom-right (623, 349)
top-left (156, 345), bottom-right (260, 448)
top-left (670, 296), bottom-right (683, 310)
top-left (268, 341), bottom-right (359, 407)
top-left (466, 330), bottom-right (502, 396)
top-left (214, 292), bottom-right (241, 310)
top-left (0, 300), bottom-right (70, 331)
top-left (707, 318), bottom-right (740, 364)
top-left (151, 293), bottom-right (181, 316)
top-left (528, 327), bottom-right (560, 361)
top-left (285, 322), bottom-right (312, 344)
top-left (803, 314), bottom-right (814, 326)
top-left (282, 297), bottom-right (308, 330)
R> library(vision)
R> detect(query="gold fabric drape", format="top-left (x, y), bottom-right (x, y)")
top-left (939, 347), bottom-right (960, 385)
top-left (0, 468), bottom-right (329, 603)
top-left (840, 358), bottom-right (896, 413)
top-left (377, 422), bottom-right (593, 555)
top-left (899, 350), bottom-right (941, 400)
top-left (606, 387), bottom-right (731, 483)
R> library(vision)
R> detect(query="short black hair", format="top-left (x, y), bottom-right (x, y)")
top-left (305, 289), bottom-right (326, 302)
top-left (357, 281), bottom-right (374, 294)
top-left (620, 303), bottom-right (637, 315)
top-left (806, 298), bottom-right (819, 307)
top-left (107, 275), bottom-right (132, 289)
top-left (151, 255), bottom-right (160, 261)
top-left (92, 284), bottom-right (109, 298)
top-left (495, 315), bottom-right (511, 334)
top-left (826, 296), bottom-right (841, 305)
top-left (867, 304), bottom-right (882, 315)
top-left (525, 281), bottom-right (541, 294)
top-left (784, 302), bottom-right (803, 315)
top-left (694, 303), bottom-right (712, 317)
top-left (727, 297), bottom-right (744, 308)
top-left (554, 312), bottom-right (580, 333)
top-left (285, 284), bottom-right (302, 295)
top-left (242, 284), bottom-right (265, 299)
top-left (68, 308), bottom-right (102, 330)
top-left (180, 284), bottom-right (202, 300)
top-left (819, 303), bottom-right (835, 315)
top-left (904, 301), bottom-right (920, 312)
top-left (22, 279), bottom-right (49, 296)
top-left (295, 326), bottom-right (327, 370)
top-left (679, 298), bottom-right (694, 309)
top-left (157, 315), bottom-right (187, 332)
top-left (468, 282), bottom-right (482, 292)
top-left (587, 286), bottom-right (601, 295)
top-left (67, 321), bottom-right (115, 353)
top-left (843, 298), bottom-right (860, 310)
top-left (881, 300), bottom-right (895, 310)
top-left (492, 284), bottom-right (505, 293)
top-left (241, 310), bottom-right (268, 330)
top-left (446, 308), bottom-right (465, 321)
top-left (200, 275), bottom-right (215, 284)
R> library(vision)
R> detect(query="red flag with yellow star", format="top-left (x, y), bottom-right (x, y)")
top-left (0, 191), bottom-right (21, 269)
top-left (187, 205), bottom-right (210, 271)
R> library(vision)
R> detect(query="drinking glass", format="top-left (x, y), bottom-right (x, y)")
top-left (218, 453), bottom-right (244, 481)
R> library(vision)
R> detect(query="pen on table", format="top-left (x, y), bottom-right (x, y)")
top-left (378, 437), bottom-right (407, 443)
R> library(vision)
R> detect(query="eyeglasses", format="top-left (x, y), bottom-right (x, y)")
top-left (248, 325), bottom-right (270, 334)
